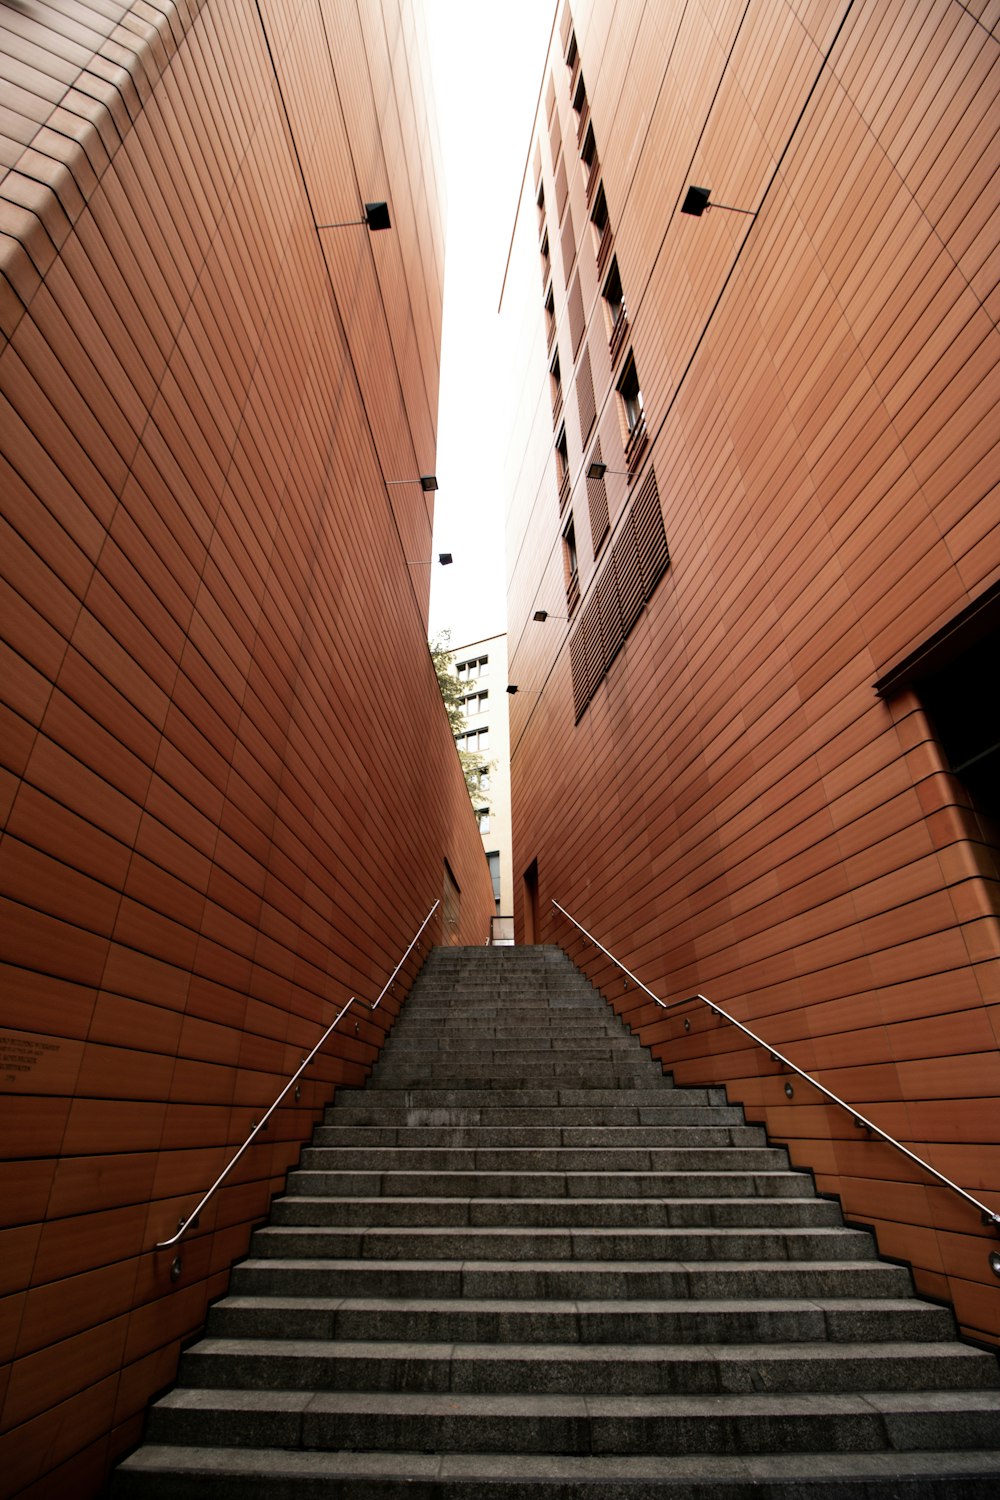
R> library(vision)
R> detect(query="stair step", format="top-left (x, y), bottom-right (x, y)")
top-left (247, 1224), bottom-right (875, 1262)
top-left (299, 1147), bottom-right (789, 1171)
top-left (311, 1124), bottom-right (767, 1146)
top-left (328, 1105), bottom-right (744, 1127)
top-left (112, 1443), bottom-right (1000, 1499)
top-left (371, 1069), bottom-right (670, 1087)
top-left (334, 1089), bottom-right (699, 1108)
top-left (270, 1195), bottom-right (842, 1228)
top-left (375, 1044), bottom-right (654, 1058)
top-left (177, 1338), bottom-right (995, 1397)
top-left (142, 1387), bottom-right (1000, 1456)
top-left (288, 1167), bottom-right (806, 1196)
top-left (114, 944), bottom-right (1000, 1496)
top-left (206, 1295), bottom-right (958, 1346)
top-left (229, 1257), bottom-right (914, 1301)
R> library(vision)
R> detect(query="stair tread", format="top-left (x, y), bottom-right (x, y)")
top-left (185, 1336), bottom-right (988, 1366)
top-left (235, 1256), bottom-right (900, 1271)
top-left (153, 1387), bottom-right (1000, 1415)
top-left (213, 1295), bottom-right (942, 1315)
top-left (117, 946), bottom-right (998, 1494)
top-left (117, 1443), bottom-right (1000, 1480)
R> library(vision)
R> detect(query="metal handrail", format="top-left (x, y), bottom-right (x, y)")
top-left (553, 899), bottom-right (1000, 1231)
top-left (154, 899), bottom-right (440, 1255)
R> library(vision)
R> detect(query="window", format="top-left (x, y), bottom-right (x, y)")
top-left (463, 690), bottom-right (488, 717)
top-left (590, 183), bottom-right (612, 276)
top-left (876, 600), bottom-right (1000, 861)
top-left (572, 73), bottom-right (589, 146)
top-left (456, 655), bottom-right (488, 680)
top-left (603, 257), bottom-right (628, 364)
top-left (541, 231), bottom-right (551, 287)
top-left (544, 284), bottom-right (556, 349)
top-left (477, 807), bottom-right (491, 834)
top-left (565, 30), bottom-right (579, 92)
top-left (486, 850), bottom-right (502, 906)
top-left (536, 182), bottom-right (545, 235)
top-left (550, 349), bottom-right (563, 424)
top-left (478, 766), bottom-right (491, 793)
top-left (555, 425), bottom-right (570, 512)
top-left (581, 124), bottom-right (599, 197)
top-left (618, 352), bottom-right (644, 432)
top-left (458, 726), bottom-right (489, 752)
top-left (618, 352), bottom-right (648, 472)
top-left (563, 516), bottom-right (578, 577)
top-left (563, 513), bottom-right (580, 615)
top-left (603, 257), bottom-right (624, 328)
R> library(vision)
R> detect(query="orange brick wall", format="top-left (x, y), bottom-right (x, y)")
top-left (506, 0), bottom-right (1000, 1345)
top-left (0, 2), bottom-right (492, 1494)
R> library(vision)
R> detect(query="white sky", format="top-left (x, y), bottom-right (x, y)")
top-left (424, 0), bottom-right (555, 651)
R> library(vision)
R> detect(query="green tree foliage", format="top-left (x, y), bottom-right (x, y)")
top-left (430, 631), bottom-right (492, 804)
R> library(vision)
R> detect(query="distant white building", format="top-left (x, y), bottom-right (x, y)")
top-left (451, 633), bottom-right (513, 923)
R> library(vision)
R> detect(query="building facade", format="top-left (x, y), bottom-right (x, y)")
top-left (504, 0), bottom-right (1000, 1346)
top-left (0, 2), bottom-right (492, 1494)
top-left (451, 633), bottom-right (514, 923)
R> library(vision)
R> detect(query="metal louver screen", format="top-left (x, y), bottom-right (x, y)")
top-left (586, 443), bottom-right (609, 551)
top-left (569, 465), bottom-right (669, 722)
top-left (582, 594), bottom-right (604, 699)
top-left (597, 565), bottom-right (624, 671)
top-left (613, 520), bottom-right (643, 636)
top-left (633, 468), bottom-right (669, 596)
top-left (569, 622), bottom-right (589, 719)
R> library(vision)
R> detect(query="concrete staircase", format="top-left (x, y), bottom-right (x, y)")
top-left (115, 945), bottom-right (1000, 1496)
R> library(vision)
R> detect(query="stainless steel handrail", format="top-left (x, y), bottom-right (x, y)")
top-left (553, 899), bottom-right (1000, 1231)
top-left (155, 899), bottom-right (440, 1254)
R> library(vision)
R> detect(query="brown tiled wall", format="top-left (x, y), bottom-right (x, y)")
top-left (507, 0), bottom-right (999, 1345)
top-left (0, 2), bottom-right (492, 1494)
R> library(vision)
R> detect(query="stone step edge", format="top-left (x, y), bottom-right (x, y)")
top-left (182, 1337), bottom-right (984, 1368)
top-left (113, 1443), bottom-right (1000, 1488)
top-left (212, 1294), bottom-right (936, 1316)
top-left (150, 1388), bottom-right (1000, 1419)
top-left (234, 1256), bottom-right (895, 1272)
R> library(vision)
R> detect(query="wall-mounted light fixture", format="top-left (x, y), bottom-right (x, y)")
top-left (506, 684), bottom-right (519, 695)
top-left (586, 461), bottom-right (629, 481)
top-left (532, 610), bottom-right (568, 622)
top-left (316, 201), bottom-right (392, 231)
top-left (681, 185), bottom-right (755, 218)
top-left (387, 474), bottom-right (438, 491)
top-left (406, 554), bottom-right (452, 566)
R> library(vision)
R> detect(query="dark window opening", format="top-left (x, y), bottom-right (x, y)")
top-left (921, 629), bottom-right (1000, 845)
top-left (590, 183), bottom-right (612, 275)
top-left (563, 513), bottom-right (580, 615)
top-left (555, 425), bottom-right (570, 512)
top-left (550, 349), bottom-right (563, 424)
top-left (618, 353), bottom-right (644, 433)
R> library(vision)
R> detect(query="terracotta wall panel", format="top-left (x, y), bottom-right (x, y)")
top-left (0, 1), bottom-right (487, 1494)
top-left (506, 0), bottom-right (1000, 1348)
